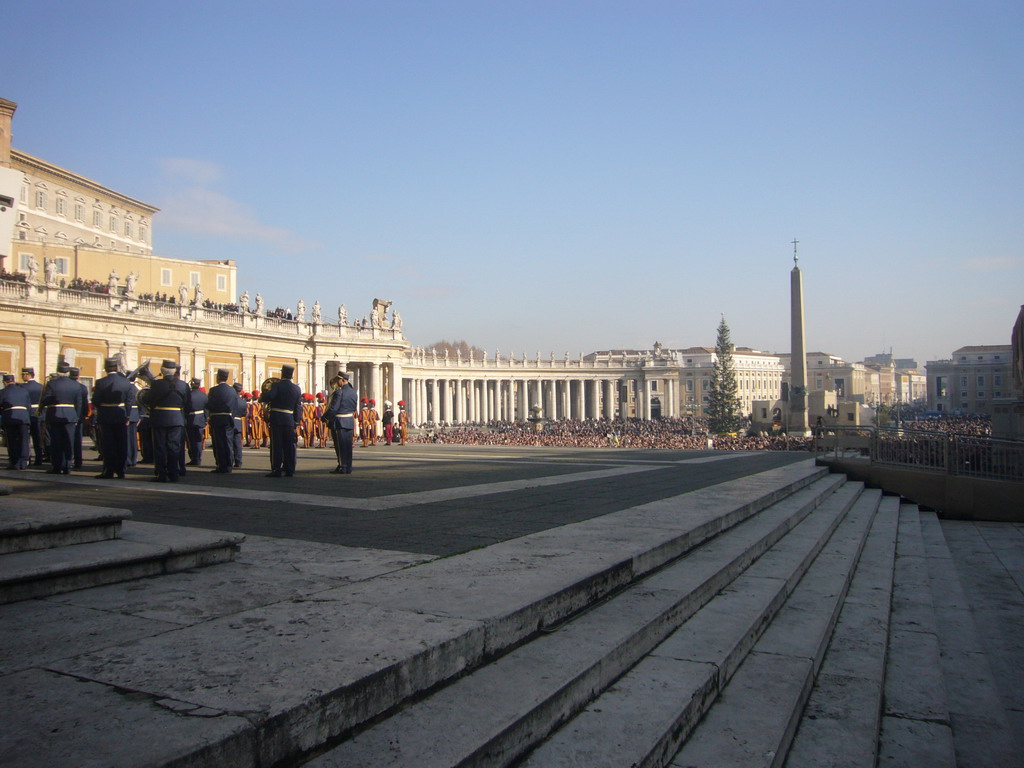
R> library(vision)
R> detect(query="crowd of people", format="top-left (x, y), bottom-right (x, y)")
top-left (410, 417), bottom-right (817, 451)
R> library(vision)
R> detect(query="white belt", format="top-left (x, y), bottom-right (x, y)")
top-left (271, 408), bottom-right (296, 413)
top-left (7, 405), bottom-right (27, 410)
top-left (99, 402), bottom-right (126, 407)
top-left (154, 406), bottom-right (182, 411)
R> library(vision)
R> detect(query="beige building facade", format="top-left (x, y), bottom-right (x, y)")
top-left (926, 345), bottom-right (1019, 415)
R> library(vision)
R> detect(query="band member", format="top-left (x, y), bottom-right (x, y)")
top-left (185, 378), bottom-right (208, 466)
top-left (206, 369), bottom-right (241, 473)
top-left (260, 365), bottom-right (302, 477)
top-left (231, 383), bottom-right (246, 467)
top-left (0, 373), bottom-right (31, 469)
top-left (382, 400), bottom-right (395, 445)
top-left (148, 360), bottom-right (189, 482)
top-left (323, 371), bottom-right (358, 474)
top-left (126, 383), bottom-right (140, 467)
top-left (398, 400), bottom-right (410, 445)
top-left (91, 357), bottom-right (133, 479)
top-left (20, 367), bottom-right (44, 465)
top-left (69, 367), bottom-right (89, 468)
top-left (38, 361), bottom-right (84, 474)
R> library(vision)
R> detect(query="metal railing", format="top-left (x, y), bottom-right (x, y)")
top-left (816, 425), bottom-right (1024, 482)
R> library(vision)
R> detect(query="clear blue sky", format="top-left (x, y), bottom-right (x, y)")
top-left (8, 1), bottom-right (1023, 364)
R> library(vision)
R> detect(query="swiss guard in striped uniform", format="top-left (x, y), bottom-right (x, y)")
top-left (38, 361), bottom-right (84, 474)
top-left (260, 365), bottom-right (302, 477)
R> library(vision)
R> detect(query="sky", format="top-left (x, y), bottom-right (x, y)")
top-left (7, 1), bottom-right (1023, 365)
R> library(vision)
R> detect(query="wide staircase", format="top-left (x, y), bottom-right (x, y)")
top-left (297, 465), bottom-right (1019, 768)
top-left (0, 492), bottom-right (244, 604)
top-left (4, 461), bottom-right (1020, 767)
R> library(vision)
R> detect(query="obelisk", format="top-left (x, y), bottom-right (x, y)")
top-left (790, 240), bottom-right (810, 435)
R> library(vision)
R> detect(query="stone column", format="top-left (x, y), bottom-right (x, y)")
top-left (790, 263), bottom-right (810, 435)
top-left (430, 378), bottom-right (439, 424)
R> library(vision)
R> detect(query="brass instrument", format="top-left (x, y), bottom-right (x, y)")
top-left (127, 360), bottom-right (156, 386)
top-left (127, 361), bottom-right (156, 413)
top-left (259, 377), bottom-right (280, 403)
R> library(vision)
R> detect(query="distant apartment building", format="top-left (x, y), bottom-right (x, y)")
top-left (926, 345), bottom-right (1019, 414)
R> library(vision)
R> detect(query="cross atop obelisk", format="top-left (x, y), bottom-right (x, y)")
top-left (791, 238), bottom-right (799, 266)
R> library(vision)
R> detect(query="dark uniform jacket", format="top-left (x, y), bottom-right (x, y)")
top-left (92, 372), bottom-right (134, 424)
top-left (206, 383), bottom-right (240, 426)
top-left (39, 376), bottom-right (84, 424)
top-left (262, 379), bottom-right (303, 426)
top-left (147, 376), bottom-right (190, 427)
top-left (0, 384), bottom-right (32, 424)
top-left (21, 379), bottom-right (42, 414)
top-left (324, 385), bottom-right (359, 429)
top-left (187, 389), bottom-right (209, 429)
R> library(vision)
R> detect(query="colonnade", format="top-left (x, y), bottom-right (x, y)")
top-left (394, 374), bottom-right (690, 425)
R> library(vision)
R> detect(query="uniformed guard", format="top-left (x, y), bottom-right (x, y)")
top-left (147, 360), bottom-right (189, 482)
top-left (231, 382), bottom-right (246, 467)
top-left (397, 400), bottom-right (410, 445)
top-left (185, 377), bottom-right (208, 466)
top-left (260, 364), bottom-right (302, 477)
top-left (206, 369), bottom-right (241, 473)
top-left (38, 361), bottom-right (84, 474)
top-left (382, 400), bottom-right (395, 445)
top-left (0, 373), bottom-right (32, 469)
top-left (366, 399), bottom-right (380, 445)
top-left (91, 357), bottom-right (133, 479)
top-left (20, 367), bottom-right (44, 465)
top-left (323, 371), bottom-right (358, 474)
top-left (68, 367), bottom-right (89, 468)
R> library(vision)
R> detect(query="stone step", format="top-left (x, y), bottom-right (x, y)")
top-left (877, 504), bottom-right (956, 767)
top-left (919, 511), bottom-right (1020, 768)
top-left (629, 485), bottom-right (880, 768)
top-left (783, 495), bottom-right (899, 768)
top-left (0, 520), bottom-right (244, 604)
top-left (0, 497), bottom-right (129, 554)
top-left (4, 461), bottom-right (827, 768)
top-left (308, 476), bottom-right (861, 768)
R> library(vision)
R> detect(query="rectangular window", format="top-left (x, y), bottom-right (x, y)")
top-left (686, 379), bottom-right (694, 392)
top-left (160, 268), bottom-right (172, 287)
top-left (19, 253), bottom-right (31, 270)
top-left (54, 257), bottom-right (69, 275)
top-left (35, 190), bottom-right (46, 209)
top-left (189, 271), bottom-right (200, 288)
top-left (701, 379), bottom-right (709, 391)
top-left (139, 225), bottom-right (147, 243)
top-left (93, 210), bottom-right (103, 227)
top-left (109, 216), bottom-right (117, 233)
top-left (74, 203), bottom-right (84, 221)
top-left (124, 221), bottom-right (132, 238)
top-left (216, 274), bottom-right (226, 292)
top-left (977, 376), bottom-right (985, 387)
top-left (55, 197), bottom-right (66, 216)
top-left (961, 376), bottom-right (968, 387)
top-left (995, 375), bottom-right (1002, 386)
top-left (20, 186), bottom-right (27, 203)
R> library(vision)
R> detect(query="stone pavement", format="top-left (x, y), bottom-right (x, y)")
top-left (0, 445), bottom-right (1020, 768)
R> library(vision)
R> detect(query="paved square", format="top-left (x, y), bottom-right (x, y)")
top-left (0, 445), bottom-right (809, 556)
